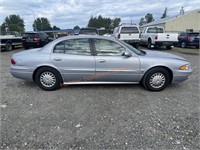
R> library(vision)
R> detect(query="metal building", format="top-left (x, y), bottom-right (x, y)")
top-left (140, 8), bottom-right (200, 33)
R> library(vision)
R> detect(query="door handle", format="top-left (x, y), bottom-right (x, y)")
top-left (98, 59), bottom-right (106, 63)
top-left (53, 57), bottom-right (62, 61)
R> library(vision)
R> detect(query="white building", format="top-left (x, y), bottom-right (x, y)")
top-left (140, 8), bottom-right (200, 33)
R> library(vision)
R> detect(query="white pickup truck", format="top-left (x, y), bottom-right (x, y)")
top-left (113, 24), bottom-right (140, 48)
top-left (140, 26), bottom-right (178, 49)
top-left (0, 31), bottom-right (22, 51)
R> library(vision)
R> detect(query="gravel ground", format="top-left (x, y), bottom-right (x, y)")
top-left (0, 46), bottom-right (199, 150)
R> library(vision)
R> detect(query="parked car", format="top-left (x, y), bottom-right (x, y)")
top-left (140, 26), bottom-right (179, 49)
top-left (22, 32), bottom-right (49, 49)
top-left (0, 31), bottom-right (22, 51)
top-left (10, 35), bottom-right (192, 91)
top-left (113, 24), bottom-right (140, 48)
top-left (79, 27), bottom-right (99, 35)
top-left (178, 32), bottom-right (199, 49)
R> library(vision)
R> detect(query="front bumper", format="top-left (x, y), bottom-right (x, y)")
top-left (172, 69), bottom-right (192, 83)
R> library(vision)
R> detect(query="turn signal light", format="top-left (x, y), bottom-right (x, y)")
top-left (179, 65), bottom-right (189, 70)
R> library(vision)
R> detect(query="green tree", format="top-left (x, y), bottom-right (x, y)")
top-left (112, 18), bottom-right (121, 28)
top-left (33, 17), bottom-right (52, 31)
top-left (1, 14), bottom-right (25, 33)
top-left (139, 17), bottom-right (146, 26)
top-left (52, 25), bottom-right (60, 30)
top-left (73, 25), bottom-right (80, 29)
top-left (145, 13), bottom-right (154, 23)
top-left (161, 7), bottom-right (168, 19)
top-left (87, 15), bottom-right (120, 29)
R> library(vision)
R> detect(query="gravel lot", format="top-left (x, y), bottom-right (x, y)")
top-left (0, 46), bottom-right (199, 150)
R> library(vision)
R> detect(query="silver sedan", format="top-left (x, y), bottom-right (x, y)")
top-left (10, 35), bottom-right (192, 91)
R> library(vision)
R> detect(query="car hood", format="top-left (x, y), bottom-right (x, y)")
top-left (142, 50), bottom-right (186, 61)
top-left (13, 48), bottom-right (41, 56)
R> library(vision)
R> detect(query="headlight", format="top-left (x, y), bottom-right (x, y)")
top-left (179, 64), bottom-right (190, 70)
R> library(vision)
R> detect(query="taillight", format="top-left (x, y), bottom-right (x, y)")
top-left (118, 34), bottom-right (120, 39)
top-left (188, 36), bottom-right (193, 41)
top-left (34, 38), bottom-right (41, 42)
top-left (155, 35), bottom-right (158, 40)
top-left (11, 59), bottom-right (16, 65)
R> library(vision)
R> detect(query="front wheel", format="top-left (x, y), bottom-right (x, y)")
top-left (35, 67), bottom-right (62, 91)
top-left (142, 67), bottom-right (170, 91)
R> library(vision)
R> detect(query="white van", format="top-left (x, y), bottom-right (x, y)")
top-left (113, 25), bottom-right (140, 47)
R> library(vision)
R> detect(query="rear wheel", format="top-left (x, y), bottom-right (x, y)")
top-left (181, 42), bottom-right (186, 48)
top-left (5, 42), bottom-right (12, 51)
top-left (166, 45), bottom-right (172, 49)
top-left (35, 67), bottom-right (62, 91)
top-left (142, 67), bottom-right (170, 91)
top-left (147, 39), bottom-right (152, 49)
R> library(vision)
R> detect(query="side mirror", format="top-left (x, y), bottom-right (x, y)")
top-left (122, 51), bottom-right (132, 57)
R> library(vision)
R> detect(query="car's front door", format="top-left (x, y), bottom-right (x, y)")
top-left (93, 39), bottom-right (140, 82)
top-left (51, 38), bottom-right (95, 82)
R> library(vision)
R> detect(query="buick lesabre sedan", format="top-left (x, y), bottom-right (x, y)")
top-left (10, 35), bottom-right (192, 91)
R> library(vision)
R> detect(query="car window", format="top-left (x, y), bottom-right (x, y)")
top-left (189, 33), bottom-right (199, 37)
top-left (121, 27), bottom-right (139, 33)
top-left (147, 27), bottom-right (164, 33)
top-left (79, 29), bottom-right (98, 35)
top-left (54, 39), bottom-right (91, 55)
top-left (24, 33), bottom-right (38, 38)
top-left (94, 39), bottom-right (126, 56)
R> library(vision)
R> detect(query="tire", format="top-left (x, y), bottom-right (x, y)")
top-left (35, 67), bottom-right (62, 91)
top-left (147, 40), bottom-right (152, 49)
top-left (181, 42), bottom-right (186, 48)
top-left (142, 67), bottom-right (170, 91)
top-left (166, 46), bottom-right (172, 49)
top-left (5, 42), bottom-right (12, 51)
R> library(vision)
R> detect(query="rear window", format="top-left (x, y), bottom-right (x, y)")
top-left (79, 29), bottom-right (98, 35)
top-left (23, 33), bottom-right (39, 38)
top-left (147, 27), bottom-right (164, 33)
top-left (120, 27), bottom-right (139, 33)
top-left (189, 33), bottom-right (199, 37)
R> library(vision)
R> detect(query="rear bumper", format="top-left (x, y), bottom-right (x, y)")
top-left (10, 66), bottom-right (34, 81)
top-left (155, 41), bottom-right (177, 46)
top-left (22, 42), bottom-right (42, 48)
top-left (122, 39), bottom-right (140, 44)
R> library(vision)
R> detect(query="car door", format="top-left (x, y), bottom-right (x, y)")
top-left (93, 38), bottom-right (140, 82)
top-left (51, 38), bottom-right (95, 82)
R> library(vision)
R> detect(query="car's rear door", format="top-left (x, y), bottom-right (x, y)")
top-left (51, 38), bottom-right (95, 82)
top-left (93, 38), bottom-right (140, 82)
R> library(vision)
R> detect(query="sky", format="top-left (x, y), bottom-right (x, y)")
top-left (0, 0), bottom-right (200, 31)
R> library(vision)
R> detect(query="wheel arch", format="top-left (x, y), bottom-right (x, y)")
top-left (141, 66), bottom-right (173, 83)
top-left (32, 65), bottom-right (63, 82)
